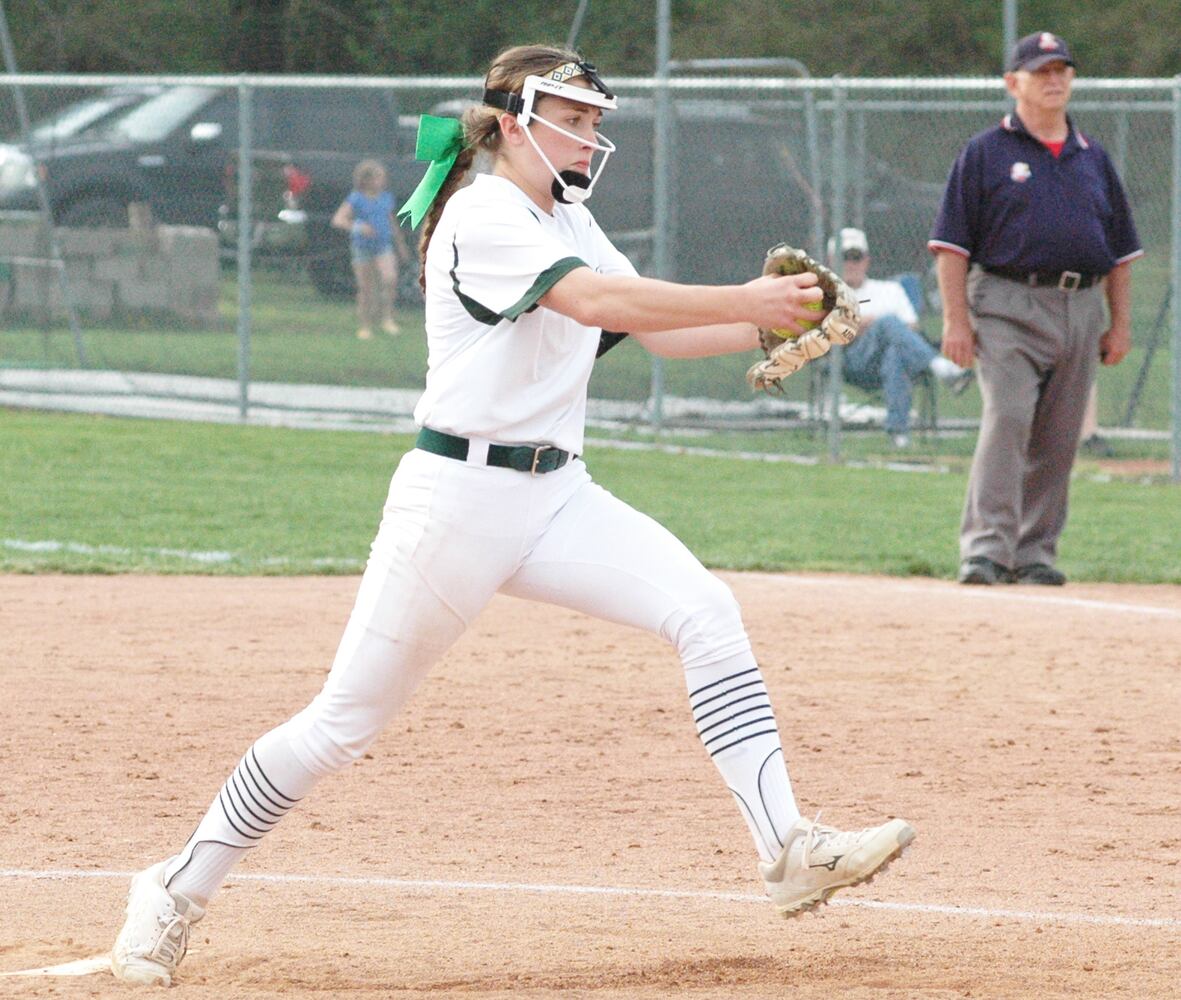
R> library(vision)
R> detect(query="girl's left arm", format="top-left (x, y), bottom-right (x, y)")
top-left (631, 324), bottom-right (760, 359)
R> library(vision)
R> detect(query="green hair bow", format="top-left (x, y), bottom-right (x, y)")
top-left (397, 115), bottom-right (466, 229)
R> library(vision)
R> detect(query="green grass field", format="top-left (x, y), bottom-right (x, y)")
top-left (3, 409), bottom-right (1178, 582)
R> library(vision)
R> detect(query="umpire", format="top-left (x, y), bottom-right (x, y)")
top-left (929, 31), bottom-right (1142, 586)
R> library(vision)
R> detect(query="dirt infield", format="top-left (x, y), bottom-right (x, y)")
top-left (2, 572), bottom-right (1179, 998)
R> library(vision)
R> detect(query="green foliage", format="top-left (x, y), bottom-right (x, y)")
top-left (5, 0), bottom-right (237, 72)
top-left (3, 409), bottom-right (1178, 581)
top-left (6, 0), bottom-right (1180, 77)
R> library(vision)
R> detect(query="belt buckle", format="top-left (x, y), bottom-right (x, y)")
top-left (1058, 271), bottom-right (1082, 291)
top-left (530, 445), bottom-right (554, 476)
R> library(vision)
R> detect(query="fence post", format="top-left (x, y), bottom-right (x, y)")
top-left (852, 106), bottom-right (867, 229)
top-left (236, 77), bottom-right (253, 421)
top-left (647, 0), bottom-right (673, 432)
top-left (1172, 76), bottom-right (1181, 483)
top-left (802, 76), bottom-right (825, 262)
top-left (0, 8), bottom-right (87, 366)
top-left (826, 77), bottom-right (848, 462)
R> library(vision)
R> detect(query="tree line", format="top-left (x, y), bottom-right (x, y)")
top-left (5, 0), bottom-right (1179, 79)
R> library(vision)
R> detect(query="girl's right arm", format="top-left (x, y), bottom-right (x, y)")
top-left (330, 201), bottom-right (354, 233)
top-left (539, 266), bottom-right (825, 348)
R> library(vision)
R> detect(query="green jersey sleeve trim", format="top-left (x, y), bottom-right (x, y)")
top-left (449, 242), bottom-right (587, 325)
top-left (501, 256), bottom-right (585, 320)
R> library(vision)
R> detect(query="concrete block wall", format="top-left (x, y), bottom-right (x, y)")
top-left (0, 215), bottom-right (219, 326)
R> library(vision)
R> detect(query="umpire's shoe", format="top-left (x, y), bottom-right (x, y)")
top-left (957, 556), bottom-right (1015, 585)
top-left (760, 814), bottom-right (915, 918)
top-left (1015, 563), bottom-right (1067, 586)
top-left (111, 861), bottom-right (204, 986)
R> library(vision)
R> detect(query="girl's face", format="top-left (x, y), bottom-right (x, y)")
top-left (530, 91), bottom-right (604, 180)
top-left (495, 77), bottom-right (607, 210)
top-left (361, 168), bottom-right (386, 194)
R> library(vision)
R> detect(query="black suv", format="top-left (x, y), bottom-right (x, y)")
top-left (0, 86), bottom-right (240, 228)
top-left (0, 84), bottom-right (427, 295)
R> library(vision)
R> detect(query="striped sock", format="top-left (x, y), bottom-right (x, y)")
top-left (164, 733), bottom-right (315, 906)
top-left (686, 655), bottom-right (800, 862)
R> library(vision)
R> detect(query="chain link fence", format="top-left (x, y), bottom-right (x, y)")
top-left (1, 73), bottom-right (1177, 476)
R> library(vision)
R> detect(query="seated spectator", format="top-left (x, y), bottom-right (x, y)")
top-left (830, 228), bottom-right (973, 448)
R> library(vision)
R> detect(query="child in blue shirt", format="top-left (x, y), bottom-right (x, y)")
top-left (331, 159), bottom-right (412, 339)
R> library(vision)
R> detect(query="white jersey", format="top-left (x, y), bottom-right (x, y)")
top-left (858, 277), bottom-right (917, 326)
top-left (414, 173), bottom-right (636, 455)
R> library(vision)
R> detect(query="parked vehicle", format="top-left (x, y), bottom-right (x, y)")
top-left (0, 86), bottom-right (242, 228)
top-left (0, 84), bottom-right (428, 296)
top-left (0, 85), bottom-right (160, 216)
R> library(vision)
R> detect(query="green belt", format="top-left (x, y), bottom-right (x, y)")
top-left (416, 426), bottom-right (574, 475)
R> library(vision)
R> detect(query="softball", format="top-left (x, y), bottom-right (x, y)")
top-left (797, 298), bottom-right (825, 332)
top-left (768, 300), bottom-right (824, 340)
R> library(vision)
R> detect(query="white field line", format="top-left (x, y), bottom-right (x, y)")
top-left (0, 956), bottom-right (111, 978)
top-left (6, 539), bottom-right (1181, 621)
top-left (2, 537), bottom-right (364, 570)
top-left (749, 572), bottom-right (1181, 620)
top-left (0, 868), bottom-right (1177, 931)
top-left (3, 537), bottom-right (235, 564)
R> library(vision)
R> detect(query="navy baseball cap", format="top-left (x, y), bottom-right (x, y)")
top-left (1007, 32), bottom-right (1075, 73)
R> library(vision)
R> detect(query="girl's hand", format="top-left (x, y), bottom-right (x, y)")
top-left (746, 271), bottom-right (825, 337)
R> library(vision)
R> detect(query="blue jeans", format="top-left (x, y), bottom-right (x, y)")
top-left (841, 315), bottom-right (937, 434)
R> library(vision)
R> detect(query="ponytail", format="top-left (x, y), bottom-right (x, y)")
top-left (417, 139), bottom-right (481, 292)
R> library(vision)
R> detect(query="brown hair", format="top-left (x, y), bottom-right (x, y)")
top-left (417, 42), bottom-right (582, 290)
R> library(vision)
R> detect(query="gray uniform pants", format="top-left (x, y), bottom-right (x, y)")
top-left (961, 269), bottom-right (1106, 568)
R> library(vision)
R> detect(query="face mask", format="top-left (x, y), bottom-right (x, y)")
top-left (484, 61), bottom-right (618, 204)
top-left (519, 112), bottom-right (616, 204)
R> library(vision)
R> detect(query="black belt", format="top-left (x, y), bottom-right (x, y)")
top-left (982, 266), bottom-right (1102, 290)
top-left (416, 426), bottom-right (574, 475)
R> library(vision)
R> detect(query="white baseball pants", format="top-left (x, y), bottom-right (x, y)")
top-left (164, 448), bottom-right (797, 899)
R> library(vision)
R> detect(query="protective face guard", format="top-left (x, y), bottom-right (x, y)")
top-left (484, 62), bottom-right (618, 204)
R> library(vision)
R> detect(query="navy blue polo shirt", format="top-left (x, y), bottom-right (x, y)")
top-left (929, 113), bottom-right (1141, 275)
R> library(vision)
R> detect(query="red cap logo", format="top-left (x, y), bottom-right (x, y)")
top-left (1038, 32), bottom-right (1058, 51)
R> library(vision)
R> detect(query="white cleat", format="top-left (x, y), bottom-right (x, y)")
top-left (760, 813), bottom-right (915, 918)
top-left (111, 861), bottom-right (204, 986)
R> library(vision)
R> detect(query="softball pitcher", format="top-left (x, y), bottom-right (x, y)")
top-left (112, 44), bottom-right (914, 986)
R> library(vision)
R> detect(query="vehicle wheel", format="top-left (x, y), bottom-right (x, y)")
top-left (305, 228), bottom-right (423, 304)
top-left (398, 262), bottom-right (423, 305)
top-left (58, 195), bottom-right (130, 228)
top-left (0, 260), bottom-right (13, 318)
top-left (307, 248), bottom-right (355, 299)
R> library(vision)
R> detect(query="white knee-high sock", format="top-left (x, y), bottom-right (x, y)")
top-left (685, 653), bottom-right (800, 862)
top-left (163, 721), bottom-right (320, 907)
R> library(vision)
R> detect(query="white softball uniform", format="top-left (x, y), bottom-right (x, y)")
top-left (163, 172), bottom-right (800, 902)
top-left (415, 173), bottom-right (634, 455)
